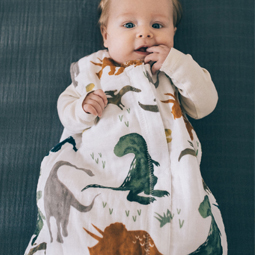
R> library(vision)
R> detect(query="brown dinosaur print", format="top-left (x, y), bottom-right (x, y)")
top-left (161, 92), bottom-right (194, 140)
top-left (84, 222), bottom-right (162, 255)
top-left (91, 57), bottom-right (143, 79)
top-left (183, 115), bottom-right (194, 140)
top-left (105, 85), bottom-right (141, 110)
top-left (28, 242), bottom-right (47, 255)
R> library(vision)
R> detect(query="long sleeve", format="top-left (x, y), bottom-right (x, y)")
top-left (57, 50), bottom-right (111, 137)
top-left (160, 48), bottom-right (218, 119)
top-left (57, 84), bottom-right (96, 135)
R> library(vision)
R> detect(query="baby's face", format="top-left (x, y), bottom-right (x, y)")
top-left (101, 0), bottom-right (176, 64)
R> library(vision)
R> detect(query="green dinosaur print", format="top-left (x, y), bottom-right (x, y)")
top-left (189, 195), bottom-right (223, 255)
top-left (179, 219), bottom-right (185, 228)
top-left (31, 192), bottom-right (45, 246)
top-left (105, 85), bottom-right (141, 110)
top-left (91, 152), bottom-right (106, 169)
top-left (155, 209), bottom-right (174, 228)
top-left (31, 209), bottom-right (45, 245)
top-left (82, 133), bottom-right (169, 205)
top-left (202, 179), bottom-right (211, 194)
top-left (178, 141), bottom-right (198, 161)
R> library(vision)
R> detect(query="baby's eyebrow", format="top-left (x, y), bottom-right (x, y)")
top-left (117, 13), bottom-right (170, 22)
top-left (116, 13), bottom-right (134, 19)
top-left (151, 13), bottom-right (170, 21)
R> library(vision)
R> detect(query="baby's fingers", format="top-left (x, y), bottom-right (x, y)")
top-left (93, 89), bottom-right (108, 106)
top-left (83, 103), bottom-right (98, 116)
top-left (144, 54), bottom-right (160, 74)
top-left (83, 91), bottom-right (107, 117)
top-left (151, 62), bottom-right (161, 75)
top-left (146, 45), bottom-right (170, 54)
top-left (83, 98), bottom-right (104, 117)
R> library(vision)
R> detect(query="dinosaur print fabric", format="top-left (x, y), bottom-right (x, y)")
top-left (25, 49), bottom-right (227, 255)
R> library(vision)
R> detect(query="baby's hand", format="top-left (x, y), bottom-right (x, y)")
top-left (82, 89), bottom-right (108, 117)
top-left (144, 45), bottom-right (171, 74)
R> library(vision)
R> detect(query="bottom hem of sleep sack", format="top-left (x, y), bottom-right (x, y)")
top-left (168, 192), bottom-right (228, 255)
top-left (24, 188), bottom-right (227, 255)
top-left (24, 135), bottom-right (227, 255)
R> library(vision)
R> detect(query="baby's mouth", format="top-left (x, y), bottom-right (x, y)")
top-left (135, 47), bottom-right (150, 55)
top-left (135, 47), bottom-right (148, 52)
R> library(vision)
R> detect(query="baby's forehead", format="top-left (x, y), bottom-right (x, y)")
top-left (108, 0), bottom-right (173, 18)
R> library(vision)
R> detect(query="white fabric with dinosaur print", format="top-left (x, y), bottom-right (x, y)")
top-left (25, 49), bottom-right (227, 255)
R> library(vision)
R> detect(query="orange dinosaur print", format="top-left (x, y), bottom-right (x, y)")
top-left (161, 92), bottom-right (182, 119)
top-left (161, 92), bottom-right (194, 140)
top-left (84, 222), bottom-right (162, 255)
top-left (91, 57), bottom-right (143, 79)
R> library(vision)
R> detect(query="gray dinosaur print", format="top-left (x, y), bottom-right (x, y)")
top-left (44, 160), bottom-right (99, 243)
top-left (70, 62), bottom-right (80, 87)
top-left (144, 70), bottom-right (160, 88)
top-left (189, 195), bottom-right (223, 255)
top-left (82, 133), bottom-right (169, 205)
top-left (105, 85), bottom-right (141, 110)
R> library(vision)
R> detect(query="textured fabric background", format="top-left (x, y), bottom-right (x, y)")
top-left (0, 0), bottom-right (253, 254)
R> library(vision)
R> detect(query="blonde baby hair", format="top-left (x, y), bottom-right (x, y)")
top-left (98, 0), bottom-right (182, 28)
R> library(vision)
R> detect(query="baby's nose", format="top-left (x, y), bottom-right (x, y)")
top-left (137, 28), bottom-right (153, 39)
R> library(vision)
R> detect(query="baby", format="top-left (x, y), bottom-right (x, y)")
top-left (82, 0), bottom-right (181, 118)
top-left (25, 0), bottom-right (227, 254)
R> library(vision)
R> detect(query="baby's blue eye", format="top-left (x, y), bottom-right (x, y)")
top-left (124, 22), bottom-right (135, 28)
top-left (152, 23), bottom-right (162, 29)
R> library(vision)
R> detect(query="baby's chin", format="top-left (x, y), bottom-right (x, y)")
top-left (122, 55), bottom-right (147, 64)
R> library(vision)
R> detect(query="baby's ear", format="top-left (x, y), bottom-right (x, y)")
top-left (100, 25), bottom-right (108, 48)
